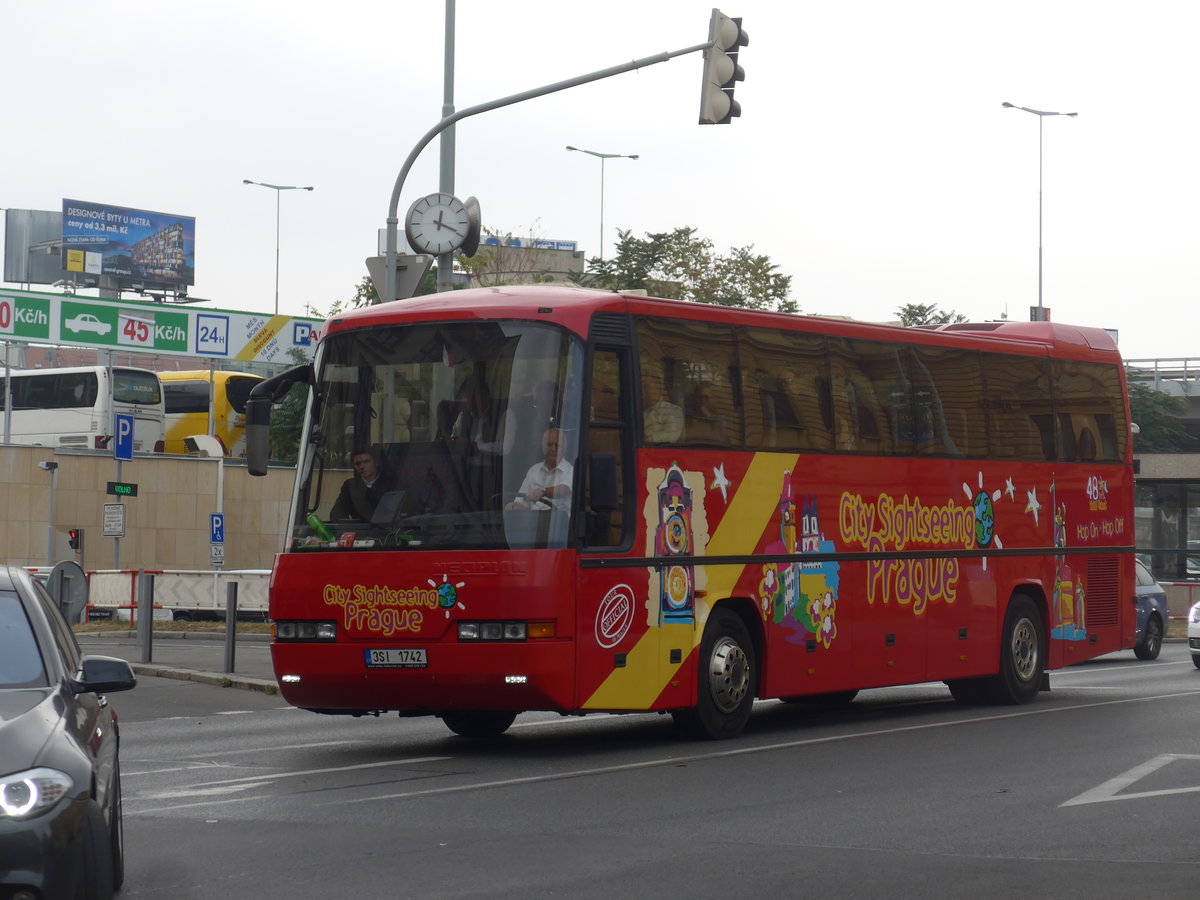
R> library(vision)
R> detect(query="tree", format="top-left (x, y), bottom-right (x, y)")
top-left (458, 228), bottom-right (556, 287)
top-left (267, 347), bottom-right (311, 464)
top-left (1126, 377), bottom-right (1192, 452)
top-left (895, 303), bottom-right (967, 326)
top-left (581, 227), bottom-right (795, 313)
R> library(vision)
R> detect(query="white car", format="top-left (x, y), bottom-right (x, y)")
top-left (65, 313), bottom-right (112, 335)
top-left (1189, 602), bottom-right (1200, 670)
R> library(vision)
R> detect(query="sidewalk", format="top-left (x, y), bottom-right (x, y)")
top-left (76, 630), bottom-right (279, 694)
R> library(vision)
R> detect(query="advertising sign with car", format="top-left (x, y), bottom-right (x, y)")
top-left (0, 287), bottom-right (319, 365)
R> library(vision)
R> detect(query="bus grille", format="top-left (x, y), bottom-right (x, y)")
top-left (589, 312), bottom-right (632, 344)
top-left (1086, 555), bottom-right (1120, 626)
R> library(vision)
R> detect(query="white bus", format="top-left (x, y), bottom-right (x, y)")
top-left (0, 365), bottom-right (165, 452)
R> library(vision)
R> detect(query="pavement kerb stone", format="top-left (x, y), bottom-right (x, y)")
top-left (129, 663), bottom-right (280, 695)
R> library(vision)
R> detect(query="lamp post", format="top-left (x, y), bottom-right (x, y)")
top-left (242, 179), bottom-right (314, 315)
top-left (566, 146), bottom-right (638, 260)
top-left (1001, 102), bottom-right (1077, 322)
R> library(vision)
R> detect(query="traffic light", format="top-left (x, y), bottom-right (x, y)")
top-left (68, 528), bottom-right (83, 552)
top-left (699, 9), bottom-right (749, 125)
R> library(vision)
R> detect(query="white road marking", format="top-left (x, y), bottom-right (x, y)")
top-left (337, 689), bottom-right (1200, 805)
top-left (130, 755), bottom-right (452, 813)
top-left (1061, 754), bottom-right (1200, 806)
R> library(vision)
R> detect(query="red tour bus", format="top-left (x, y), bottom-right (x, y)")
top-left (246, 284), bottom-right (1135, 739)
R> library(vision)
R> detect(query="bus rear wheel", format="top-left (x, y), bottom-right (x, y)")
top-left (672, 608), bottom-right (756, 740)
top-left (440, 710), bottom-right (517, 738)
top-left (988, 594), bottom-right (1045, 705)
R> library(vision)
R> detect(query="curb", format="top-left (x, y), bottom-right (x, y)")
top-left (130, 662), bottom-right (279, 695)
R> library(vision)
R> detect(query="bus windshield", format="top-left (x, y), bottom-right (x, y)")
top-left (112, 368), bottom-right (162, 405)
top-left (291, 319), bottom-right (585, 552)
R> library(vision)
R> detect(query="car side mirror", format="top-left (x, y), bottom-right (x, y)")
top-left (72, 655), bottom-right (137, 694)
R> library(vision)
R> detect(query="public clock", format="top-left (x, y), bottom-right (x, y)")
top-left (405, 192), bottom-right (476, 255)
top-left (461, 196), bottom-right (482, 258)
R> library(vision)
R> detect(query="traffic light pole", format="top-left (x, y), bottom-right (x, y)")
top-left (382, 38), bottom-right (714, 305)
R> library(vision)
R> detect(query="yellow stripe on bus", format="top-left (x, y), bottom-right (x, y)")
top-left (582, 452), bottom-right (798, 710)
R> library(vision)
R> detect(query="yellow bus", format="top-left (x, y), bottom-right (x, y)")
top-left (161, 370), bottom-right (264, 457)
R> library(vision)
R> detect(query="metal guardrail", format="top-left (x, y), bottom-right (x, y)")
top-left (87, 568), bottom-right (269, 620)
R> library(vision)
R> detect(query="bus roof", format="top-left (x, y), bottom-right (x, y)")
top-left (320, 284), bottom-right (1121, 361)
top-left (3, 364), bottom-right (159, 377)
top-left (159, 370), bottom-right (265, 384)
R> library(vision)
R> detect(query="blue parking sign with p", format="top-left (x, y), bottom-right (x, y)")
top-left (114, 413), bottom-right (134, 461)
top-left (210, 513), bottom-right (225, 544)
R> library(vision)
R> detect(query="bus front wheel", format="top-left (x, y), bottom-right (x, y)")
top-left (439, 710), bottom-right (517, 738)
top-left (673, 608), bottom-right (756, 740)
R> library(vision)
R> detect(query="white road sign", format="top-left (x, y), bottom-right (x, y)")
top-left (102, 503), bottom-right (126, 538)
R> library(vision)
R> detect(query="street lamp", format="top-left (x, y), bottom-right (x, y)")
top-left (242, 179), bottom-right (314, 316)
top-left (566, 146), bottom-right (638, 260)
top-left (1001, 102), bottom-right (1077, 322)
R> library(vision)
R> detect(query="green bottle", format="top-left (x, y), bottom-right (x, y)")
top-left (307, 513), bottom-right (334, 542)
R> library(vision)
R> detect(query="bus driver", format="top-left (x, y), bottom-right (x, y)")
top-left (506, 429), bottom-right (573, 510)
top-left (330, 447), bottom-right (396, 521)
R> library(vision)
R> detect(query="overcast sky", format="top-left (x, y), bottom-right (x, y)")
top-left (2, 0), bottom-right (1194, 361)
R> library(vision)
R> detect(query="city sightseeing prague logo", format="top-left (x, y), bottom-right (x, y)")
top-left (838, 489), bottom-right (976, 615)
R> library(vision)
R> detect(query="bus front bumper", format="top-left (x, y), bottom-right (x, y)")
top-left (270, 639), bottom-right (577, 714)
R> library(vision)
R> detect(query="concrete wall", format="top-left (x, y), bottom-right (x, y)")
top-left (1135, 452), bottom-right (1200, 479)
top-left (1, 445), bottom-right (293, 571)
top-left (1164, 582), bottom-right (1199, 622)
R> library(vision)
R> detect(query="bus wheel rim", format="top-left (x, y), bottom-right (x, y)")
top-left (707, 636), bottom-right (750, 713)
top-left (1012, 617), bottom-right (1038, 682)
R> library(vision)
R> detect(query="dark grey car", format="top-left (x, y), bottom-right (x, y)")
top-left (0, 566), bottom-right (136, 899)
top-left (1134, 558), bottom-right (1168, 660)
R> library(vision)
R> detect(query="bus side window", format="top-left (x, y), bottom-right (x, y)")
top-left (828, 339), bottom-right (892, 453)
top-left (911, 345), bottom-right (985, 457)
top-left (982, 353), bottom-right (1052, 460)
top-left (637, 316), bottom-right (741, 447)
top-left (738, 327), bottom-right (830, 451)
top-left (1052, 359), bottom-right (1128, 463)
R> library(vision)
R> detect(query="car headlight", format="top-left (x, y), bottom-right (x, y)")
top-left (0, 768), bottom-right (73, 820)
top-left (1189, 604), bottom-right (1200, 625)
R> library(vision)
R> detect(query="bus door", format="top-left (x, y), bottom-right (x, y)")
top-left (576, 324), bottom-right (691, 712)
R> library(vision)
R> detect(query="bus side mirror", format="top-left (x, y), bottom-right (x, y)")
top-left (245, 397), bottom-right (272, 476)
top-left (245, 363), bottom-right (313, 477)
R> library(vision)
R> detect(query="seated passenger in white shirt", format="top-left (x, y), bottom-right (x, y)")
top-left (506, 428), bottom-right (574, 510)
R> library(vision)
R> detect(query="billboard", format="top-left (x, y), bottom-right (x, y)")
top-left (0, 287), bottom-right (318, 366)
top-left (4, 209), bottom-right (91, 288)
top-left (61, 199), bottom-right (196, 287)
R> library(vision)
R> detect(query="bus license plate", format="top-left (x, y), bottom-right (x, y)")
top-left (365, 648), bottom-right (427, 668)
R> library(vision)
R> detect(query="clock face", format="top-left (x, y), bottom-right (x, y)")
top-left (405, 192), bottom-right (470, 255)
